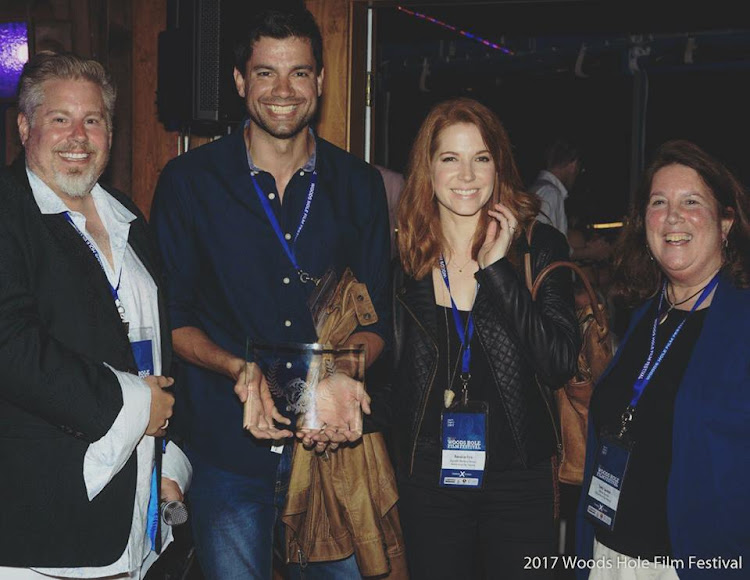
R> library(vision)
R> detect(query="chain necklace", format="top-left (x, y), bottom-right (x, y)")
top-left (438, 262), bottom-right (478, 408)
top-left (443, 303), bottom-right (467, 408)
top-left (659, 281), bottom-right (712, 325)
top-left (449, 255), bottom-right (474, 273)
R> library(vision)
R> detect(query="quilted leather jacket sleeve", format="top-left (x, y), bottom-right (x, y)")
top-left (475, 223), bottom-right (580, 387)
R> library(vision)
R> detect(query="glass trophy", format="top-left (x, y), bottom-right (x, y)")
top-left (244, 341), bottom-right (366, 435)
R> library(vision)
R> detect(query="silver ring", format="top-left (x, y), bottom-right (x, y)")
top-left (161, 419), bottom-right (169, 430)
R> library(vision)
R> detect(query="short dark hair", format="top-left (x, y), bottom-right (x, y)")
top-left (233, 8), bottom-right (323, 75)
top-left (544, 138), bottom-right (580, 170)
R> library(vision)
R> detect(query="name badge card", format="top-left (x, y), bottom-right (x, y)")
top-left (584, 435), bottom-right (632, 531)
top-left (129, 326), bottom-right (155, 378)
top-left (440, 401), bottom-right (488, 489)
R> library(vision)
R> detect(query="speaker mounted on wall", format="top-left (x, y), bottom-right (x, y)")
top-left (158, 0), bottom-right (301, 135)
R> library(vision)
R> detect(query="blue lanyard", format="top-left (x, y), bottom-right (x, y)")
top-left (250, 171), bottom-right (318, 283)
top-left (438, 254), bottom-right (478, 377)
top-left (147, 438), bottom-right (167, 552)
top-left (63, 212), bottom-right (127, 327)
top-left (618, 273), bottom-right (719, 437)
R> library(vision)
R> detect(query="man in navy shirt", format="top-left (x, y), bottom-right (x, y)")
top-left (150, 8), bottom-right (390, 579)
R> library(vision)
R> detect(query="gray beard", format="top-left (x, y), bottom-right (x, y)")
top-left (56, 169), bottom-right (99, 198)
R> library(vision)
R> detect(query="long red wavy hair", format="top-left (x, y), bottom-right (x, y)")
top-left (397, 97), bottom-right (540, 279)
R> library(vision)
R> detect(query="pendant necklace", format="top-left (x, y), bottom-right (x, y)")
top-left (438, 257), bottom-right (478, 408)
top-left (443, 306), bottom-right (464, 408)
top-left (452, 258), bottom-right (473, 273)
top-left (658, 282), bottom-right (710, 325)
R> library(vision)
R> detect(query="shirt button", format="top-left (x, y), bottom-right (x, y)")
top-left (282, 277), bottom-right (290, 285)
top-left (284, 233), bottom-right (292, 240)
top-left (284, 320), bottom-right (292, 327)
top-left (299, 170), bottom-right (305, 176)
top-left (286, 362), bottom-right (293, 369)
top-left (268, 192), bottom-right (276, 200)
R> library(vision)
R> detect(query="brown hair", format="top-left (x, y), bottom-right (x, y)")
top-left (396, 97), bottom-right (540, 279)
top-left (612, 139), bottom-right (750, 305)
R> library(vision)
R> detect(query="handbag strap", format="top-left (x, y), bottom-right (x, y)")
top-left (524, 222), bottom-right (536, 291)
top-left (523, 222), bottom-right (608, 335)
top-left (392, 260), bottom-right (406, 371)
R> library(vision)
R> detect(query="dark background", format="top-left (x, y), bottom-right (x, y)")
top-left (372, 1), bottom-right (750, 228)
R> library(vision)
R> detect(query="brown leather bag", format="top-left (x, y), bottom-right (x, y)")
top-left (524, 224), bottom-right (614, 485)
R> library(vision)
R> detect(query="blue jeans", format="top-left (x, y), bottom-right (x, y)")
top-left (188, 447), bottom-right (361, 580)
top-left (287, 554), bottom-right (361, 580)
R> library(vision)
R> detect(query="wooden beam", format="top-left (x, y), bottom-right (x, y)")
top-left (106, 0), bottom-right (133, 195)
top-left (131, 0), bottom-right (175, 218)
top-left (348, 0), bottom-right (368, 160)
top-left (305, 0), bottom-right (353, 152)
top-left (69, 0), bottom-right (92, 56)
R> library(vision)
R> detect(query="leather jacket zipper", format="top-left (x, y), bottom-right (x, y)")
top-left (396, 293), bottom-right (439, 475)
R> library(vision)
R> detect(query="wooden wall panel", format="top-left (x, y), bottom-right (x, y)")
top-left (4, 105), bottom-right (20, 166)
top-left (105, 0), bottom-right (133, 195)
top-left (69, 0), bottom-right (92, 56)
top-left (306, 0), bottom-right (351, 151)
top-left (131, 0), bottom-right (175, 218)
top-left (348, 0), bottom-right (367, 160)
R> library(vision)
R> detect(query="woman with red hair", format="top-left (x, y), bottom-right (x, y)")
top-left (391, 97), bottom-right (580, 578)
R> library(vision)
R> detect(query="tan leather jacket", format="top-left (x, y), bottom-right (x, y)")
top-left (283, 433), bottom-right (408, 578)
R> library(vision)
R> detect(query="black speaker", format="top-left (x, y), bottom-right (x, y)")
top-left (158, 0), bottom-right (301, 134)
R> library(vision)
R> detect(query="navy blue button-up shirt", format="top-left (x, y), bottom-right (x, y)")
top-left (151, 127), bottom-right (390, 491)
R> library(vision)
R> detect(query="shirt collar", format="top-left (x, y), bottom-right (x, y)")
top-left (26, 166), bottom-right (136, 224)
top-left (243, 120), bottom-right (317, 175)
top-left (538, 170), bottom-right (569, 200)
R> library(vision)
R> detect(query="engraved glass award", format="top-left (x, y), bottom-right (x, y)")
top-left (244, 341), bottom-right (365, 435)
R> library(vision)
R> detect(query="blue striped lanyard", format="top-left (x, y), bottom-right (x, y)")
top-left (250, 171), bottom-right (318, 284)
top-left (63, 212), bottom-right (128, 330)
top-left (618, 272), bottom-right (719, 438)
top-left (438, 254), bottom-right (478, 393)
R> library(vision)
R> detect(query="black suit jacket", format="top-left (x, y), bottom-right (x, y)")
top-left (0, 160), bottom-right (171, 567)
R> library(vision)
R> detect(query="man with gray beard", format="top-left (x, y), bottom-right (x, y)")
top-left (0, 51), bottom-right (190, 578)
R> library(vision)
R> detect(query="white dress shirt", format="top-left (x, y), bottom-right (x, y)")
top-left (0, 170), bottom-right (192, 579)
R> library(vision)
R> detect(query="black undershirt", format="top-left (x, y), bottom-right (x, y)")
top-left (591, 301), bottom-right (707, 559)
top-left (414, 305), bottom-right (520, 474)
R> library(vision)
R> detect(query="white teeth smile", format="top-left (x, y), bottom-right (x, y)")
top-left (453, 189), bottom-right (479, 196)
top-left (59, 152), bottom-right (89, 160)
top-left (665, 233), bottom-right (692, 242)
top-left (268, 104), bottom-right (296, 113)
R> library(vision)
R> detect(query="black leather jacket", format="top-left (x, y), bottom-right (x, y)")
top-left (392, 222), bottom-right (580, 475)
